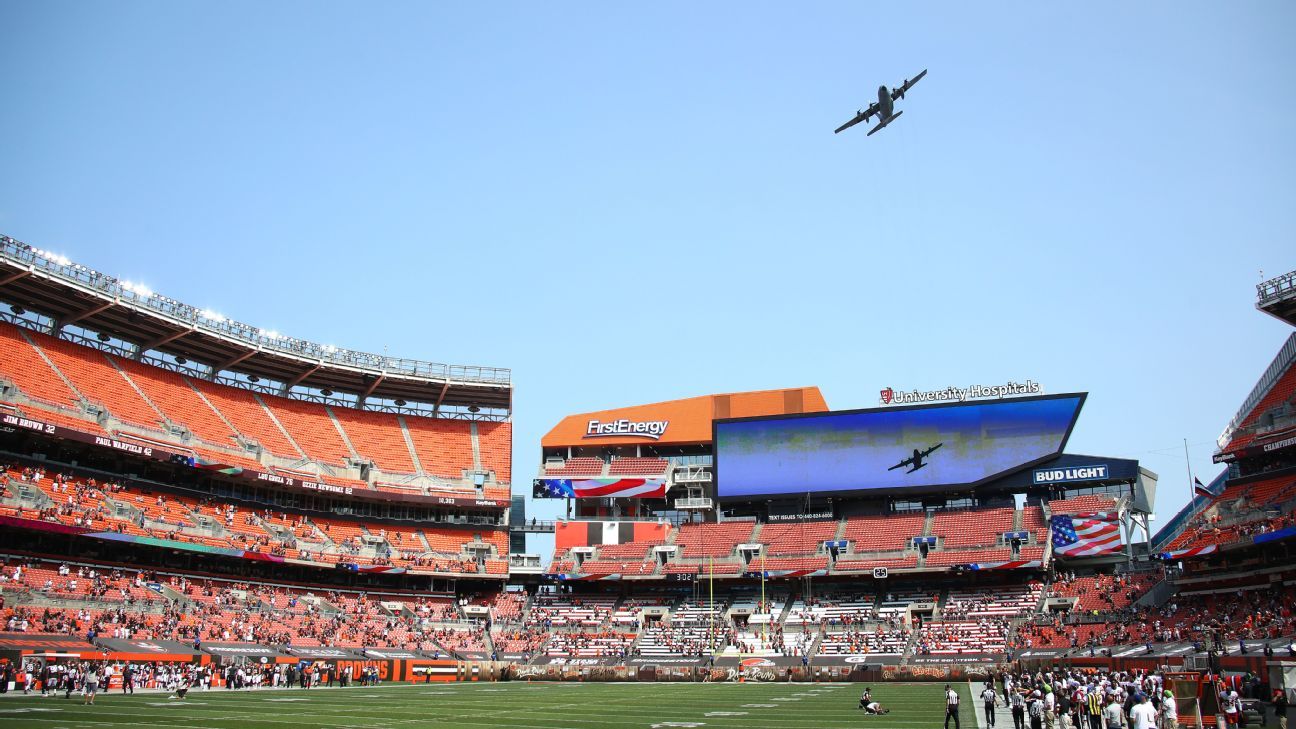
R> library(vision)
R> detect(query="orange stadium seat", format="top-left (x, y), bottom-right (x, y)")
top-left (30, 330), bottom-right (164, 430)
top-left (477, 421), bottom-right (511, 483)
top-left (0, 323), bottom-right (81, 407)
top-left (330, 407), bottom-right (416, 473)
top-left (186, 378), bottom-right (303, 458)
top-left (675, 521), bottom-right (755, 558)
top-left (543, 457), bottom-right (604, 477)
top-left (931, 507), bottom-right (1014, 547)
top-left (924, 547), bottom-right (1014, 567)
top-left (108, 355), bottom-right (241, 447)
top-left (607, 457), bottom-right (669, 476)
top-left (843, 512), bottom-right (925, 552)
top-left (260, 396), bottom-right (352, 466)
top-left (1047, 495), bottom-right (1118, 515)
top-left (1220, 364), bottom-right (1296, 453)
top-left (760, 521), bottom-right (838, 555)
top-left (404, 416), bottom-right (474, 479)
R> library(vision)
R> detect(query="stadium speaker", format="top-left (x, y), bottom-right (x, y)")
top-left (394, 399), bottom-right (406, 407)
top-left (320, 389), bottom-right (332, 397)
top-left (9, 305), bottom-right (24, 315)
top-left (468, 405), bottom-right (480, 413)
top-left (175, 356), bottom-right (187, 365)
top-left (97, 332), bottom-right (110, 342)
top-left (247, 375), bottom-right (259, 383)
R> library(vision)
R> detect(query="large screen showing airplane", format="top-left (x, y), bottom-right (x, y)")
top-left (714, 394), bottom-right (1085, 500)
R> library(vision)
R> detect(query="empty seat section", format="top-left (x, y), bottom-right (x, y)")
top-left (1021, 505), bottom-right (1049, 541)
top-left (16, 406), bottom-right (106, 434)
top-left (187, 379), bottom-right (302, 458)
top-left (1046, 495), bottom-right (1117, 515)
top-left (477, 421), bottom-right (511, 483)
top-left (262, 396), bottom-right (351, 465)
top-left (0, 324), bottom-right (80, 407)
top-left (843, 513), bottom-right (925, 552)
top-left (331, 408), bottom-right (416, 473)
top-left (404, 417), bottom-right (474, 479)
top-left (110, 355), bottom-right (240, 447)
top-left (924, 547), bottom-right (1014, 567)
top-left (34, 332), bottom-right (162, 429)
top-left (931, 507), bottom-right (1014, 547)
top-left (760, 521), bottom-right (838, 555)
top-left (674, 521), bottom-right (755, 558)
top-left (833, 554), bottom-right (919, 571)
top-left (542, 457), bottom-right (604, 477)
top-left (607, 457), bottom-right (669, 476)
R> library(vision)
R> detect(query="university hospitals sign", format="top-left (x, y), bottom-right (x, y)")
top-left (879, 380), bottom-right (1043, 406)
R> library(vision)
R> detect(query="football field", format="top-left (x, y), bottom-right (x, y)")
top-left (0, 680), bottom-right (976, 728)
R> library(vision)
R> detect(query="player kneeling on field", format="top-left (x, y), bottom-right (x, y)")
top-left (858, 687), bottom-right (890, 715)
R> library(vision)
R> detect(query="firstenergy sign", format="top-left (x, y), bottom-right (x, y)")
top-left (585, 419), bottom-right (669, 440)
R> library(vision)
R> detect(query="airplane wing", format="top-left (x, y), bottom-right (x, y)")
top-left (834, 103), bottom-right (879, 134)
top-left (889, 69), bottom-right (928, 101)
top-left (887, 456), bottom-right (915, 471)
top-left (920, 442), bottom-right (943, 457)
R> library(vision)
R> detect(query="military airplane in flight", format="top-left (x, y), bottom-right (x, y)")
top-left (834, 69), bottom-right (927, 136)
top-left (887, 442), bottom-right (943, 473)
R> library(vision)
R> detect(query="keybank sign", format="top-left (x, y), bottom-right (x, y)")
top-left (585, 419), bottom-right (669, 440)
top-left (1032, 465), bottom-right (1109, 484)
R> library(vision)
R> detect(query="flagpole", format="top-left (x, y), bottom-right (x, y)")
top-left (1183, 438), bottom-right (1195, 506)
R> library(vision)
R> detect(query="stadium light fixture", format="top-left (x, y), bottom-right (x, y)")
top-left (122, 281), bottom-right (154, 298)
top-left (34, 248), bottom-right (71, 266)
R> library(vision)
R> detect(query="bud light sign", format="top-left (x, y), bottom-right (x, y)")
top-left (1032, 464), bottom-right (1109, 484)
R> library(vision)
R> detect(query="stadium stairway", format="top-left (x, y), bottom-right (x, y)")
top-left (104, 355), bottom-right (174, 431)
top-left (396, 415), bottom-right (425, 475)
top-left (182, 376), bottom-right (249, 447)
top-left (14, 327), bottom-right (87, 405)
top-left (413, 529), bottom-right (434, 552)
top-left (469, 422), bottom-right (484, 472)
top-left (325, 406), bottom-right (363, 462)
top-left (252, 393), bottom-right (311, 460)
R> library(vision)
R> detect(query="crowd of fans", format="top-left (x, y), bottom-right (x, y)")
top-left (1, 466), bottom-right (499, 575)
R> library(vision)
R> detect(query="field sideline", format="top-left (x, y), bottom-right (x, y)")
top-left (0, 680), bottom-right (976, 728)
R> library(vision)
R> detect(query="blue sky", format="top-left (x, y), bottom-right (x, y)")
top-left (2, 2), bottom-right (1293, 559)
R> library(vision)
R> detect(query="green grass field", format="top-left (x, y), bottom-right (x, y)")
top-left (0, 680), bottom-right (976, 728)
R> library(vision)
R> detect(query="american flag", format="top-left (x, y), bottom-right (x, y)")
top-left (532, 478), bottom-right (667, 500)
top-left (1050, 513), bottom-right (1121, 557)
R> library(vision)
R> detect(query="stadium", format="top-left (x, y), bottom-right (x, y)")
top-left (0, 233), bottom-right (1291, 728)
